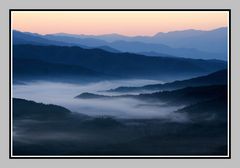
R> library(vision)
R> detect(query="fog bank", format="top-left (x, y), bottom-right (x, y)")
top-left (13, 79), bottom-right (185, 120)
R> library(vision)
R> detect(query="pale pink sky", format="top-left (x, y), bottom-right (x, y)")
top-left (12, 11), bottom-right (229, 36)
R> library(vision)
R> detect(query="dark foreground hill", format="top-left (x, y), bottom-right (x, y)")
top-left (13, 92), bottom-right (228, 155)
top-left (13, 44), bottom-right (227, 81)
top-left (137, 85), bottom-right (227, 106)
top-left (13, 98), bottom-right (71, 120)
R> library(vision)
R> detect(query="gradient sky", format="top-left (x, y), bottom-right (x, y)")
top-left (12, 11), bottom-right (229, 36)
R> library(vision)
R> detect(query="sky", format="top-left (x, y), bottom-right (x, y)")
top-left (12, 11), bottom-right (229, 36)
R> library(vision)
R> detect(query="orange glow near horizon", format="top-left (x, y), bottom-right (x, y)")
top-left (12, 11), bottom-right (228, 36)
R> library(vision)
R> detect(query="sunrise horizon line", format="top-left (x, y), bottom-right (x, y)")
top-left (13, 26), bottom-right (227, 37)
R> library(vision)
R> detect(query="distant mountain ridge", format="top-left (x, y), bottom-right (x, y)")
top-left (13, 28), bottom-right (228, 60)
top-left (13, 30), bottom-right (76, 47)
top-left (48, 27), bottom-right (227, 54)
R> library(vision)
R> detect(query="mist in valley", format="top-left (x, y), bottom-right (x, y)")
top-left (13, 79), bottom-right (186, 120)
top-left (13, 77), bottom-right (228, 156)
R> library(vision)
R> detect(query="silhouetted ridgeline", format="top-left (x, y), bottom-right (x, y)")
top-left (13, 98), bottom-right (71, 120)
top-left (13, 44), bottom-right (226, 82)
top-left (108, 69), bottom-right (227, 93)
top-left (76, 85), bottom-right (227, 107)
top-left (137, 85), bottom-right (227, 106)
top-left (47, 27), bottom-right (227, 54)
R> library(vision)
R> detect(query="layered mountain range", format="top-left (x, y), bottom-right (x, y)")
top-left (13, 27), bottom-right (227, 60)
top-left (13, 44), bottom-right (226, 82)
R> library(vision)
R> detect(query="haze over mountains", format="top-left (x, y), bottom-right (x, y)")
top-left (49, 27), bottom-right (227, 53)
top-left (13, 27), bottom-right (227, 60)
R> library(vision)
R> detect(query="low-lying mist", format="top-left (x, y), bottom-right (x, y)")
top-left (13, 79), bottom-right (228, 155)
top-left (13, 79), bottom-right (185, 120)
